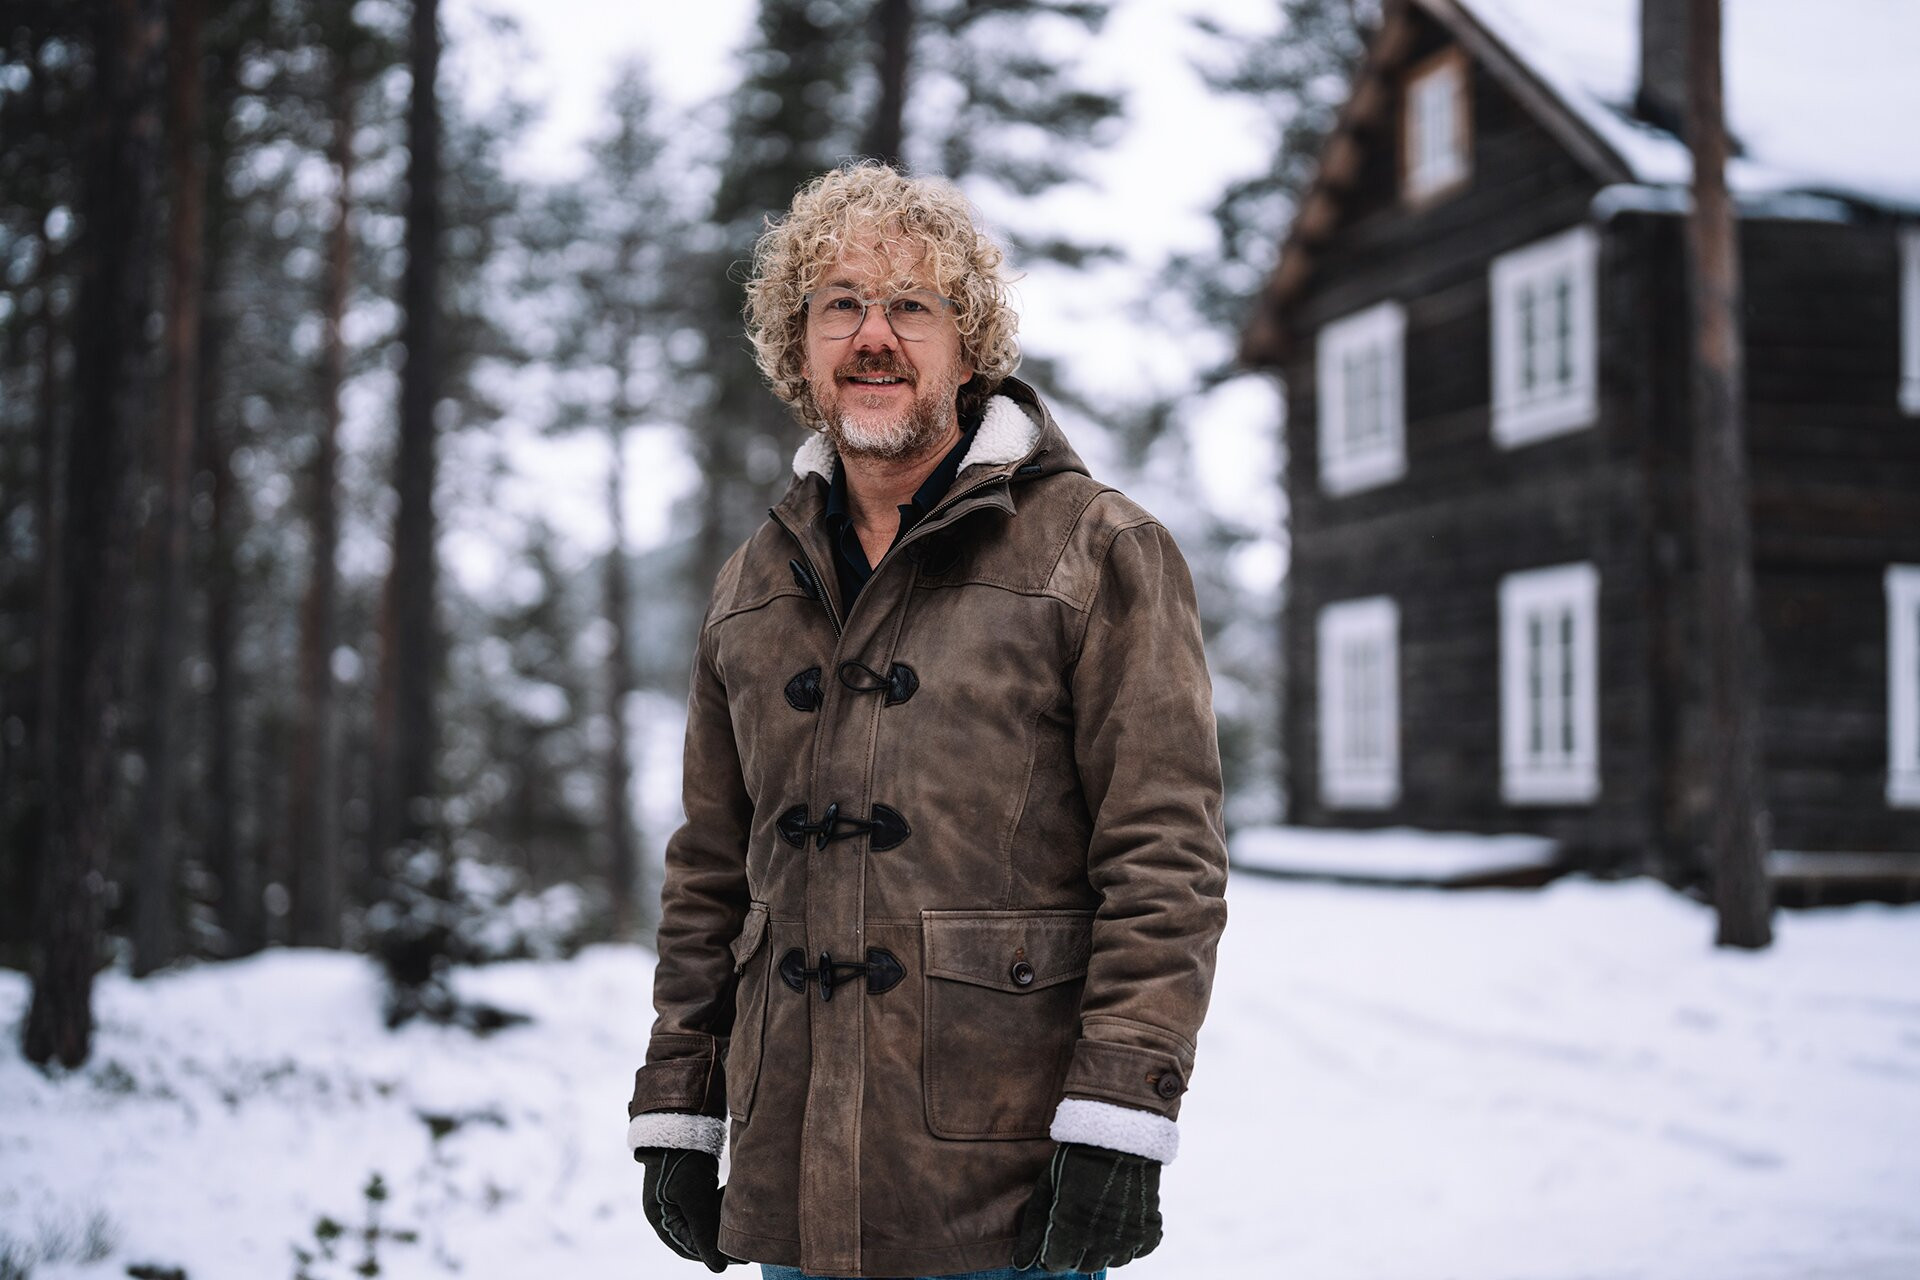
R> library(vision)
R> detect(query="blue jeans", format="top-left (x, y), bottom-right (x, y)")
top-left (761, 1268), bottom-right (1107, 1280)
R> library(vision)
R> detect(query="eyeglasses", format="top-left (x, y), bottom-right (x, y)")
top-left (805, 287), bottom-right (957, 341)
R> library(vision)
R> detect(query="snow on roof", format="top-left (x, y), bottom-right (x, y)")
top-left (1465, 0), bottom-right (1920, 211)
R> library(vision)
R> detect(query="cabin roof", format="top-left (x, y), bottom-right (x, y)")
top-left (1243, 0), bottom-right (1920, 364)
top-left (1474, 0), bottom-right (1920, 210)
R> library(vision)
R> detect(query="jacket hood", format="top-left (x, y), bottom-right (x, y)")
top-left (786, 376), bottom-right (1089, 489)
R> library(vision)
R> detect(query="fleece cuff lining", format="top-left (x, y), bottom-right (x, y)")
top-left (626, 1112), bottom-right (727, 1159)
top-left (1049, 1097), bottom-right (1180, 1164)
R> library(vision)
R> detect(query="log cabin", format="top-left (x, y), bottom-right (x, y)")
top-left (1239, 0), bottom-right (1920, 899)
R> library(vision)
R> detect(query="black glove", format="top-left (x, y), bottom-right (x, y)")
top-left (1013, 1142), bottom-right (1163, 1273)
top-left (634, 1147), bottom-right (740, 1272)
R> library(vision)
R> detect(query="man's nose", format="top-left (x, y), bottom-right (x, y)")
top-left (851, 301), bottom-right (897, 350)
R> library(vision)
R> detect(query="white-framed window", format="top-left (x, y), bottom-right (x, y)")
top-left (1404, 49), bottom-right (1469, 202)
top-left (1490, 226), bottom-right (1600, 447)
top-left (1318, 596), bottom-right (1400, 809)
top-left (1889, 565), bottom-right (1920, 807)
top-left (1499, 562), bottom-right (1599, 805)
top-left (1900, 229), bottom-right (1919, 415)
top-left (1316, 301), bottom-right (1406, 495)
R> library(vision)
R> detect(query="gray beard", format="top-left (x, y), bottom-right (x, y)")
top-left (827, 382), bottom-right (957, 462)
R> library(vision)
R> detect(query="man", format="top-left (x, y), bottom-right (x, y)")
top-left (626, 162), bottom-right (1229, 1279)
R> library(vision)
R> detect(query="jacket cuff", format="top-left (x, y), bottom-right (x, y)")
top-left (1050, 1097), bottom-right (1179, 1164)
top-left (628, 1033), bottom-right (728, 1118)
top-left (627, 1112), bottom-right (727, 1159)
top-left (1060, 1036), bottom-right (1191, 1118)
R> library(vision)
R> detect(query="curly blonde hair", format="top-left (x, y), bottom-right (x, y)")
top-left (744, 162), bottom-right (1020, 427)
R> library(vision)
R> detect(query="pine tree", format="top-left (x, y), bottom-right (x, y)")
top-left (370, 0), bottom-right (446, 882)
top-left (0, 1), bottom-right (91, 968)
top-left (288, 0), bottom-right (391, 948)
top-left (686, 0), bottom-right (868, 594)
top-left (190, 0), bottom-right (408, 951)
top-left (521, 60), bottom-right (688, 939)
top-left (24, 0), bottom-right (167, 1068)
top-left (916, 0), bottom-right (1124, 261)
top-left (128, 0), bottom-right (212, 978)
top-left (1174, 0), bottom-right (1371, 342)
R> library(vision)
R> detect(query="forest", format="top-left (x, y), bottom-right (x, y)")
top-left (0, 0), bottom-right (1365, 1066)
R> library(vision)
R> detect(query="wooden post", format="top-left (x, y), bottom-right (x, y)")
top-left (1684, 0), bottom-right (1773, 948)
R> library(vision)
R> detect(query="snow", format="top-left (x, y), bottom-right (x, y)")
top-left (1470, 0), bottom-right (1920, 210)
top-left (1234, 823), bottom-right (1560, 883)
top-left (7, 863), bottom-right (1920, 1279)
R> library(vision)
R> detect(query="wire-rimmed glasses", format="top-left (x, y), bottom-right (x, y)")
top-left (805, 287), bottom-right (957, 341)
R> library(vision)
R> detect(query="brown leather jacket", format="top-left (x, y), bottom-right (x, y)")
top-left (626, 379), bottom-right (1229, 1277)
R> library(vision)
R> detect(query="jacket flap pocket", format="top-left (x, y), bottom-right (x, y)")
top-left (730, 903), bottom-right (770, 973)
top-left (923, 910), bottom-right (1094, 993)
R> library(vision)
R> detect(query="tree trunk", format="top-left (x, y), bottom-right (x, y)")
top-left (15, 227), bottom-right (64, 967)
top-left (1, 42), bottom-right (58, 960)
top-left (1684, 0), bottom-right (1772, 949)
top-left (371, 0), bottom-right (442, 876)
top-left (291, 46), bottom-right (352, 948)
top-left (195, 26), bottom-right (256, 956)
top-left (25, 0), bottom-right (165, 1067)
top-left (603, 422), bottom-right (641, 939)
top-left (200, 306), bottom-right (254, 953)
top-left (863, 0), bottom-right (912, 167)
top-left (131, 0), bottom-right (207, 977)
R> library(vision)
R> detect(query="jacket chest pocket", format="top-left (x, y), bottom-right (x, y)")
top-left (726, 903), bottom-right (772, 1123)
top-left (921, 910), bottom-right (1094, 1140)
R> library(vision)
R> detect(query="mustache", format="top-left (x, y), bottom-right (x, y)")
top-left (837, 352), bottom-right (916, 383)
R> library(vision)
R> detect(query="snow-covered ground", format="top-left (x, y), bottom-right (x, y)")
top-left (5, 869), bottom-right (1918, 1280)
top-left (1232, 824), bottom-right (1561, 883)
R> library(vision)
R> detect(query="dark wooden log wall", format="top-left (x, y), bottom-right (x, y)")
top-left (1739, 219), bottom-right (1920, 857)
top-left (1279, 13), bottom-right (1663, 871)
top-left (1621, 213), bottom-right (1920, 872)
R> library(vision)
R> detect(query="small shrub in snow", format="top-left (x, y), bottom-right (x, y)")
top-left (290, 1173), bottom-right (417, 1280)
top-left (0, 1207), bottom-right (122, 1278)
top-left (90, 1059), bottom-right (138, 1096)
top-left (0, 1235), bottom-right (29, 1280)
top-left (363, 842), bottom-right (593, 1029)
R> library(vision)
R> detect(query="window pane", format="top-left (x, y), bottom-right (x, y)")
top-left (1344, 645), bottom-right (1362, 763)
top-left (1423, 77), bottom-right (1451, 173)
top-left (1555, 274), bottom-right (1574, 389)
top-left (1527, 615), bottom-right (1544, 757)
top-left (1357, 644), bottom-right (1376, 761)
top-left (1560, 608), bottom-right (1577, 757)
top-left (1519, 287), bottom-right (1537, 395)
top-left (1343, 351), bottom-right (1363, 451)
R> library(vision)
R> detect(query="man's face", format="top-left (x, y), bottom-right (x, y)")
top-left (801, 229), bottom-right (974, 462)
